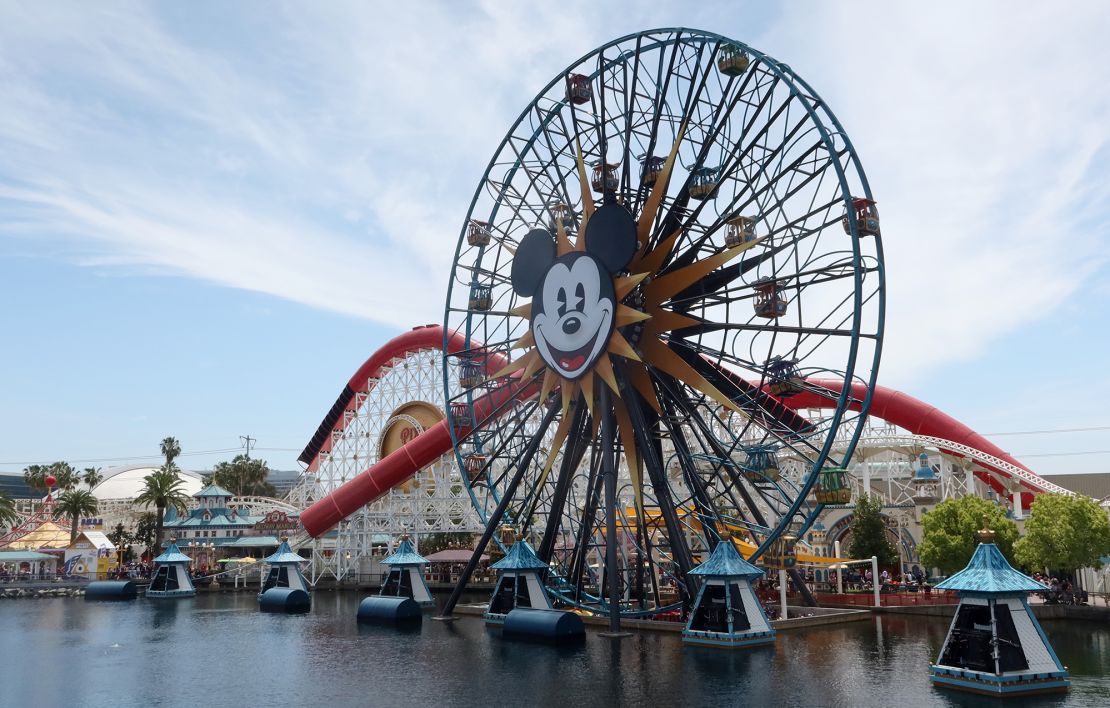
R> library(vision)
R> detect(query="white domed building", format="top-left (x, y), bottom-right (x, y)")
top-left (92, 465), bottom-right (206, 535)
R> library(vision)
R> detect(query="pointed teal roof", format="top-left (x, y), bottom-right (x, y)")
top-left (381, 538), bottom-right (428, 566)
top-left (263, 540), bottom-right (305, 564)
top-left (153, 542), bottom-right (192, 565)
top-left (195, 484), bottom-right (233, 498)
top-left (935, 543), bottom-right (1047, 594)
top-left (689, 540), bottom-right (765, 578)
top-left (490, 540), bottom-right (547, 571)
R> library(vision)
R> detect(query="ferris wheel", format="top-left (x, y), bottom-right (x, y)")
top-left (443, 28), bottom-right (884, 614)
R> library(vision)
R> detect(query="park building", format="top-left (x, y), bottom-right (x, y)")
top-left (161, 484), bottom-right (288, 567)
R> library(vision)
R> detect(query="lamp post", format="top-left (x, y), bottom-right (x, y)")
top-left (207, 542), bottom-right (218, 588)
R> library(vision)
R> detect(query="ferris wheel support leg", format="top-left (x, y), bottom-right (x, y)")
top-left (434, 401), bottom-right (559, 621)
top-left (598, 387), bottom-right (630, 639)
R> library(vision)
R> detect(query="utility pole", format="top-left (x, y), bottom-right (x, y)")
top-left (240, 435), bottom-right (256, 459)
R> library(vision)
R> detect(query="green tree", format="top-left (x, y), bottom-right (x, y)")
top-left (82, 466), bottom-right (103, 489)
top-left (417, 532), bottom-right (474, 556)
top-left (134, 465), bottom-right (190, 554)
top-left (47, 462), bottom-right (80, 491)
top-left (210, 454), bottom-right (276, 497)
top-left (1015, 493), bottom-right (1110, 574)
top-left (107, 522), bottom-right (136, 562)
top-left (55, 489), bottom-right (99, 543)
top-left (134, 512), bottom-right (158, 552)
top-left (0, 490), bottom-right (22, 531)
top-left (847, 494), bottom-right (899, 568)
top-left (918, 496), bottom-right (1019, 574)
top-left (160, 437), bottom-right (181, 466)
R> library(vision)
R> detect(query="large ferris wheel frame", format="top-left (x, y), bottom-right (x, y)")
top-left (441, 28), bottom-right (884, 618)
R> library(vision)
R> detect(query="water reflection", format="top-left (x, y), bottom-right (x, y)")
top-left (0, 596), bottom-right (1106, 707)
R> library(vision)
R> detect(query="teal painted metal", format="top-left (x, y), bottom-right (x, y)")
top-left (357, 596), bottom-right (421, 623)
top-left (688, 540), bottom-right (764, 579)
top-left (194, 484), bottom-right (234, 497)
top-left (490, 540), bottom-right (547, 571)
top-left (262, 540), bottom-right (305, 565)
top-left (0, 551), bottom-right (56, 563)
top-left (934, 544), bottom-right (1046, 594)
top-left (502, 608), bottom-right (584, 644)
top-left (84, 580), bottom-right (137, 601)
top-left (151, 542), bottom-right (192, 564)
top-left (381, 538), bottom-right (428, 567)
top-left (259, 588), bottom-right (310, 613)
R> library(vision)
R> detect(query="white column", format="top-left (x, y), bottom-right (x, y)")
top-left (872, 556), bottom-right (880, 607)
top-left (965, 467), bottom-right (976, 496)
top-left (834, 540), bottom-right (844, 594)
top-left (1012, 490), bottom-right (1024, 520)
top-left (779, 568), bottom-right (788, 620)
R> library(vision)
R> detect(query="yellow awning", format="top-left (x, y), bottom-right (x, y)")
top-left (0, 521), bottom-right (70, 550)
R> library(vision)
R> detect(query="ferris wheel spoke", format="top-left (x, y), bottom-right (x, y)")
top-left (655, 374), bottom-right (774, 535)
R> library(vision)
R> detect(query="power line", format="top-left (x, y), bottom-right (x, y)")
top-left (1015, 449), bottom-right (1110, 459)
top-left (0, 446), bottom-right (302, 467)
top-left (985, 425), bottom-right (1110, 436)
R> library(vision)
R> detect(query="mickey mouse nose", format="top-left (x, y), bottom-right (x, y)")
top-left (562, 317), bottom-right (581, 335)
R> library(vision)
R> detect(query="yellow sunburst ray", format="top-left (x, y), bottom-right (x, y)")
top-left (614, 272), bottom-right (649, 300)
top-left (641, 308), bottom-right (702, 339)
top-left (625, 361), bottom-right (662, 414)
top-left (640, 338), bottom-right (741, 414)
top-left (555, 213), bottom-right (573, 256)
top-left (524, 408), bottom-right (576, 520)
top-left (574, 136), bottom-right (595, 223)
top-left (613, 399), bottom-right (644, 515)
top-left (593, 354), bottom-right (620, 394)
top-left (490, 349), bottom-right (539, 379)
top-left (643, 237), bottom-right (764, 303)
top-left (580, 370), bottom-right (596, 416)
top-left (509, 303), bottom-right (532, 319)
top-left (513, 331), bottom-right (535, 350)
top-left (606, 330), bottom-right (641, 362)
top-left (560, 379), bottom-right (579, 417)
top-left (614, 304), bottom-right (652, 328)
top-left (539, 368), bottom-right (559, 404)
top-left (635, 121), bottom-right (687, 252)
top-left (521, 351), bottom-right (546, 381)
top-left (631, 227), bottom-right (681, 276)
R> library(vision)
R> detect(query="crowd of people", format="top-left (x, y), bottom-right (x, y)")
top-left (1033, 572), bottom-right (1083, 605)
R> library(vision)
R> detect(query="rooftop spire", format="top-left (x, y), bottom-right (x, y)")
top-left (976, 514), bottom-right (996, 544)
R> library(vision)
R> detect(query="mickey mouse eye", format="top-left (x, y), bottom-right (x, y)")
top-left (574, 283), bottom-right (585, 312)
top-left (557, 288), bottom-right (568, 317)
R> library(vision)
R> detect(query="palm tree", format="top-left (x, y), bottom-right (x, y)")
top-left (0, 490), bottom-right (22, 532)
top-left (56, 490), bottom-right (99, 543)
top-left (134, 466), bottom-right (190, 555)
top-left (22, 464), bottom-right (47, 493)
top-left (48, 462), bottom-right (80, 491)
top-left (82, 466), bottom-right (103, 490)
top-left (160, 437), bottom-right (181, 466)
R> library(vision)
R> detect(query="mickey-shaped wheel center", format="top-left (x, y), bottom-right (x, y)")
top-left (511, 202), bottom-right (639, 380)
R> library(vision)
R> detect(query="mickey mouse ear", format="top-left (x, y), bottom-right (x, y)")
top-left (510, 228), bottom-right (557, 297)
top-left (585, 203), bottom-right (637, 273)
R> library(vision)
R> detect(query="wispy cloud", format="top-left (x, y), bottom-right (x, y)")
top-left (0, 1), bottom-right (1107, 385)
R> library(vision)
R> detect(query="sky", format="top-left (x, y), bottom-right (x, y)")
top-left (1, 1), bottom-right (1108, 477)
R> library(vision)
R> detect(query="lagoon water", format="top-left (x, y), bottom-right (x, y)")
top-left (2, 592), bottom-right (1109, 707)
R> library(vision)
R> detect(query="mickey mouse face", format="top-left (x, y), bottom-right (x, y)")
top-left (510, 203), bottom-right (638, 380)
